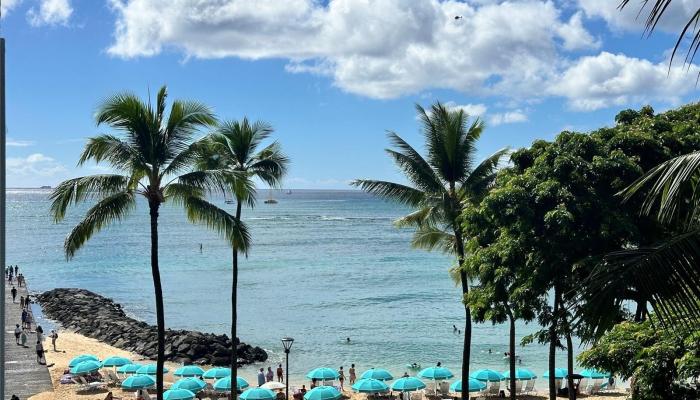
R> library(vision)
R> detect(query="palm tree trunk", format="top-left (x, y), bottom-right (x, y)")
top-left (231, 201), bottom-right (243, 398)
top-left (149, 200), bottom-right (165, 400)
top-left (454, 227), bottom-right (470, 400)
top-left (506, 305), bottom-right (516, 400)
top-left (565, 330), bottom-right (574, 400)
top-left (548, 285), bottom-right (560, 400)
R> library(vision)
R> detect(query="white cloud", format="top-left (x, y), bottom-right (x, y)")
top-left (578, 0), bottom-right (697, 33)
top-left (489, 110), bottom-right (528, 125)
top-left (444, 102), bottom-right (488, 117)
top-left (7, 138), bottom-right (35, 147)
top-left (27, 0), bottom-right (73, 26)
top-left (1, 0), bottom-right (23, 18)
top-left (106, 0), bottom-right (598, 99)
top-left (7, 153), bottom-right (68, 185)
top-left (550, 52), bottom-right (699, 111)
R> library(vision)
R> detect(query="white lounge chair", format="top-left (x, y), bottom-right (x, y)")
top-left (587, 380), bottom-right (602, 395)
top-left (105, 370), bottom-right (122, 386)
top-left (409, 391), bottom-right (422, 400)
top-left (487, 382), bottom-right (500, 396)
top-left (78, 376), bottom-right (106, 392)
top-left (438, 381), bottom-right (449, 394)
top-left (523, 380), bottom-right (535, 394)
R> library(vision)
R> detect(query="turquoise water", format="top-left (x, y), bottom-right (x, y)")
top-left (7, 189), bottom-right (582, 386)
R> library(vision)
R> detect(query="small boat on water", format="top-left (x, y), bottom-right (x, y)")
top-left (286, 189), bottom-right (292, 195)
top-left (264, 189), bottom-right (278, 204)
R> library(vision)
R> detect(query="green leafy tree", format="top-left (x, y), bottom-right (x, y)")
top-left (460, 104), bottom-right (700, 400)
top-left (578, 319), bottom-right (699, 399)
top-left (353, 102), bottom-right (507, 400)
top-left (197, 118), bottom-right (288, 390)
top-left (49, 87), bottom-right (251, 400)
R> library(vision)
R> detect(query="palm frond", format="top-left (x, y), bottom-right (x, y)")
top-left (78, 134), bottom-right (147, 172)
top-left (581, 230), bottom-right (700, 333)
top-left (411, 226), bottom-right (456, 253)
top-left (619, 0), bottom-right (700, 69)
top-left (64, 191), bottom-right (136, 259)
top-left (164, 99), bottom-right (216, 157)
top-left (182, 196), bottom-right (251, 254)
top-left (351, 179), bottom-right (425, 207)
top-left (386, 132), bottom-right (444, 194)
top-left (49, 175), bottom-right (131, 222)
top-left (175, 170), bottom-right (250, 194)
top-left (95, 92), bottom-right (154, 157)
top-left (462, 148), bottom-right (509, 200)
top-left (622, 151), bottom-right (700, 228)
top-left (248, 141), bottom-right (289, 187)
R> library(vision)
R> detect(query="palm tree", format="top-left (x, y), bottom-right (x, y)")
top-left (196, 118), bottom-right (288, 390)
top-left (353, 102), bottom-right (507, 400)
top-left (583, 152), bottom-right (700, 330)
top-left (49, 87), bottom-right (251, 400)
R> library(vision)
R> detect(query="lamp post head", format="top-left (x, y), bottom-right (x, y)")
top-left (282, 337), bottom-right (294, 353)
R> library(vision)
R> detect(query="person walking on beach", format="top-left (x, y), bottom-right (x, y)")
top-left (17, 273), bottom-right (23, 287)
top-left (20, 328), bottom-right (28, 348)
top-left (19, 296), bottom-right (24, 309)
top-left (21, 309), bottom-right (28, 329)
top-left (14, 265), bottom-right (18, 276)
top-left (258, 368), bottom-right (265, 387)
top-left (338, 366), bottom-right (345, 390)
top-left (36, 340), bottom-right (45, 364)
top-left (14, 324), bottom-right (21, 345)
top-left (11, 286), bottom-right (17, 303)
top-left (349, 364), bottom-right (356, 385)
top-left (266, 367), bottom-right (274, 382)
top-left (50, 330), bottom-right (58, 351)
top-left (36, 325), bottom-right (44, 343)
top-left (277, 364), bottom-right (283, 382)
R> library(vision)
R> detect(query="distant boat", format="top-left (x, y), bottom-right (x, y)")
top-left (286, 189), bottom-right (292, 195)
top-left (39, 185), bottom-right (52, 189)
top-left (224, 193), bottom-right (234, 204)
top-left (264, 189), bottom-right (278, 204)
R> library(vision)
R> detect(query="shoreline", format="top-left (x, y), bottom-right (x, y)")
top-left (31, 330), bottom-right (627, 400)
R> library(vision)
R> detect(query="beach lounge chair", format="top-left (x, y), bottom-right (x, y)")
top-left (587, 380), bottom-right (602, 395)
top-left (105, 370), bottom-right (122, 386)
top-left (438, 381), bottom-right (449, 394)
top-left (71, 377), bottom-right (89, 392)
top-left (410, 391), bottom-right (422, 400)
top-left (78, 376), bottom-right (107, 392)
top-left (523, 380), bottom-right (535, 394)
top-left (487, 382), bottom-right (499, 396)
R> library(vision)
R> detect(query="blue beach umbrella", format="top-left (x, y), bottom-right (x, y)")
top-left (352, 378), bottom-right (390, 393)
top-left (579, 369), bottom-right (609, 379)
top-left (68, 354), bottom-right (99, 368)
top-left (542, 368), bottom-right (567, 379)
top-left (136, 363), bottom-right (169, 375)
top-left (212, 376), bottom-right (250, 391)
top-left (306, 368), bottom-right (340, 381)
top-left (391, 377), bottom-right (426, 392)
top-left (117, 363), bottom-right (142, 375)
top-left (449, 379), bottom-right (487, 393)
top-left (304, 386), bottom-right (342, 400)
top-left (172, 377), bottom-right (207, 393)
top-left (360, 368), bottom-right (393, 381)
top-left (203, 367), bottom-right (231, 380)
top-left (70, 360), bottom-right (102, 375)
top-left (418, 367), bottom-right (454, 380)
top-left (240, 388), bottom-right (277, 400)
top-left (121, 374), bottom-right (156, 389)
top-left (174, 365), bottom-right (206, 377)
top-left (101, 356), bottom-right (131, 368)
top-left (502, 369), bottom-right (537, 380)
top-left (470, 369), bottom-right (505, 382)
top-left (163, 388), bottom-right (196, 400)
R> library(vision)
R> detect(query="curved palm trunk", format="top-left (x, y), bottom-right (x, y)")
top-left (565, 331), bottom-right (574, 400)
top-left (454, 228), bottom-right (470, 400)
top-left (231, 201), bottom-right (243, 398)
top-left (506, 306), bottom-right (516, 400)
top-left (149, 201), bottom-right (166, 400)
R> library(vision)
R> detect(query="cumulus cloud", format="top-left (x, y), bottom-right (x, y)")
top-left (7, 153), bottom-right (68, 185)
top-left (489, 110), bottom-right (528, 125)
top-left (106, 0), bottom-right (599, 99)
top-left (550, 52), bottom-right (699, 111)
top-left (27, 0), bottom-right (72, 26)
top-left (1, 0), bottom-right (23, 18)
top-left (444, 102), bottom-right (488, 117)
top-left (577, 0), bottom-right (697, 33)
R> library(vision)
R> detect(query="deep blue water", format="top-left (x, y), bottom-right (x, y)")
top-left (7, 189), bottom-right (582, 386)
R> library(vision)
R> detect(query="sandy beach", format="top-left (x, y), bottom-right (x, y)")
top-left (29, 330), bottom-right (628, 400)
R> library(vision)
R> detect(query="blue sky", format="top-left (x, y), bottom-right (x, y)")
top-left (2, 0), bottom-right (698, 188)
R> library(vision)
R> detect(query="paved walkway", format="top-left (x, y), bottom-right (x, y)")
top-left (4, 276), bottom-right (53, 400)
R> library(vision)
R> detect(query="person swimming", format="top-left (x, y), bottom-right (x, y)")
top-left (453, 325), bottom-right (457, 332)
top-left (346, 337), bottom-right (350, 343)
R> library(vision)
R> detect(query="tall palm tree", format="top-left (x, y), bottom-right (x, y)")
top-left (49, 87), bottom-right (251, 400)
top-left (353, 102), bottom-right (507, 400)
top-left (196, 118), bottom-right (288, 390)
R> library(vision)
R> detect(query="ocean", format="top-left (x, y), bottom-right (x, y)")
top-left (8, 188), bottom-right (582, 386)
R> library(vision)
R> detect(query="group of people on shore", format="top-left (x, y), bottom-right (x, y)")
top-left (7, 266), bottom-right (58, 365)
top-left (258, 364), bottom-right (286, 386)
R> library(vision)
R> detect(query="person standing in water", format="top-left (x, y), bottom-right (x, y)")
top-left (276, 364), bottom-right (283, 382)
top-left (338, 366), bottom-right (345, 390)
top-left (257, 368), bottom-right (265, 387)
top-left (266, 367), bottom-right (274, 382)
top-left (349, 364), bottom-right (356, 385)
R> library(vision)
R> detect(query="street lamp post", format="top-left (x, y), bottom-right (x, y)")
top-left (281, 337), bottom-right (294, 400)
